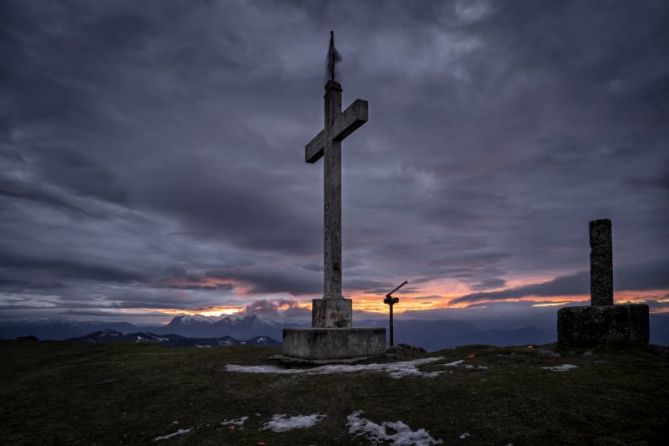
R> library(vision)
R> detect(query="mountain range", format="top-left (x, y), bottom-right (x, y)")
top-left (68, 329), bottom-right (280, 347)
top-left (156, 314), bottom-right (284, 339)
top-left (2, 313), bottom-right (668, 350)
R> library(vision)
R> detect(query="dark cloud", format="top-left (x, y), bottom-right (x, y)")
top-left (0, 0), bottom-right (667, 320)
top-left (399, 300), bottom-right (579, 328)
top-left (0, 175), bottom-right (105, 218)
top-left (0, 251), bottom-right (144, 284)
top-left (644, 299), bottom-right (669, 311)
top-left (451, 271), bottom-right (589, 304)
top-left (243, 298), bottom-right (310, 320)
top-left (451, 257), bottom-right (669, 304)
top-left (470, 278), bottom-right (508, 291)
top-left (0, 278), bottom-right (66, 292)
top-left (205, 265), bottom-right (321, 295)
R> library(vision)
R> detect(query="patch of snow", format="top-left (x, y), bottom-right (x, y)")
top-left (154, 428), bottom-right (191, 441)
top-left (177, 315), bottom-right (221, 325)
top-left (464, 364), bottom-right (487, 370)
top-left (347, 410), bottom-right (442, 445)
top-left (225, 357), bottom-right (444, 379)
top-left (443, 360), bottom-right (464, 367)
top-left (220, 313), bottom-right (246, 323)
top-left (542, 364), bottom-right (578, 372)
top-left (459, 432), bottom-right (471, 439)
top-left (221, 416), bottom-right (248, 427)
top-left (263, 413), bottom-right (325, 432)
top-left (146, 333), bottom-right (169, 342)
top-left (218, 314), bottom-right (278, 327)
top-left (538, 349), bottom-right (561, 358)
top-left (135, 333), bottom-right (169, 343)
top-left (195, 344), bottom-right (212, 348)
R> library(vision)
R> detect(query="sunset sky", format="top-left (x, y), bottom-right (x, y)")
top-left (1, 0), bottom-right (667, 325)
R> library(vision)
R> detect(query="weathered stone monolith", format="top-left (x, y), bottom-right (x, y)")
top-left (590, 219), bottom-right (613, 306)
top-left (557, 219), bottom-right (649, 346)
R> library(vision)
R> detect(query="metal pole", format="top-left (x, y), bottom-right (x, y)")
top-left (384, 280), bottom-right (406, 347)
top-left (389, 303), bottom-right (394, 346)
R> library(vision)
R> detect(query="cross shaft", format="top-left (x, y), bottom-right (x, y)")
top-left (305, 80), bottom-right (368, 299)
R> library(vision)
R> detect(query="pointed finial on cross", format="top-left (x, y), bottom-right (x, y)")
top-left (327, 30), bottom-right (341, 82)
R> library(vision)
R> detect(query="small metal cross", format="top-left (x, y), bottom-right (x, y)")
top-left (384, 280), bottom-right (407, 346)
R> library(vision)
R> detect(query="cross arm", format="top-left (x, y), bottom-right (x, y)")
top-left (331, 99), bottom-right (368, 143)
top-left (305, 99), bottom-right (369, 163)
top-left (305, 129), bottom-right (327, 163)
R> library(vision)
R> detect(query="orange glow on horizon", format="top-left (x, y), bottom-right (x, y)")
top-left (347, 287), bottom-right (668, 314)
top-left (137, 272), bottom-right (669, 319)
top-left (156, 306), bottom-right (244, 317)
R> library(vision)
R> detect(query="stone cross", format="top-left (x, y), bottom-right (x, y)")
top-left (282, 33), bottom-right (387, 359)
top-left (590, 219), bottom-right (613, 306)
top-left (304, 33), bottom-right (368, 327)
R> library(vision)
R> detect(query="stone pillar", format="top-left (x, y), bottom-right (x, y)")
top-left (590, 219), bottom-right (613, 306)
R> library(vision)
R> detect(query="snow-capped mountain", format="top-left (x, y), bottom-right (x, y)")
top-left (157, 313), bottom-right (283, 339)
top-left (167, 315), bottom-right (222, 325)
top-left (244, 335), bottom-right (281, 346)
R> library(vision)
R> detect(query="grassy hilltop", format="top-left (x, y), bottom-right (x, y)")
top-left (1, 341), bottom-right (668, 445)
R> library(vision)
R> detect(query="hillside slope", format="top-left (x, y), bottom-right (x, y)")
top-left (1, 341), bottom-right (668, 445)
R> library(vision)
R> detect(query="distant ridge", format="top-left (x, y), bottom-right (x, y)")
top-left (0, 319), bottom-right (139, 340)
top-left (68, 329), bottom-right (281, 347)
top-left (156, 314), bottom-right (284, 339)
top-left (2, 313), bottom-right (667, 348)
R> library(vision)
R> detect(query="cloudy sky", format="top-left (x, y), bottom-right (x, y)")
top-left (1, 0), bottom-right (667, 324)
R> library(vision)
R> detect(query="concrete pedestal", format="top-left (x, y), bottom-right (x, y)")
top-left (557, 304), bottom-right (649, 346)
top-left (312, 298), bottom-right (352, 328)
top-left (283, 327), bottom-right (386, 360)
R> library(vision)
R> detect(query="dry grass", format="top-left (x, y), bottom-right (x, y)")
top-left (1, 341), bottom-right (668, 445)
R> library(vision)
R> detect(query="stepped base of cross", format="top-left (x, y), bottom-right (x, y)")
top-left (557, 303), bottom-right (649, 346)
top-left (282, 297), bottom-right (387, 360)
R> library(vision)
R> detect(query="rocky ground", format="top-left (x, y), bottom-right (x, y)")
top-left (1, 340), bottom-right (668, 445)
